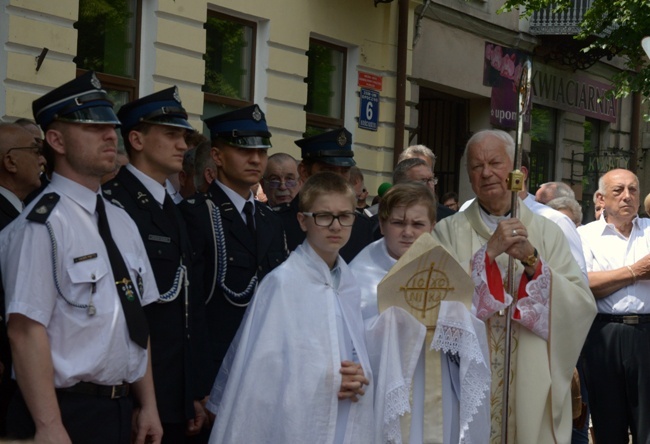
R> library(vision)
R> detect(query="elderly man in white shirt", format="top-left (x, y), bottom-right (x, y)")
top-left (578, 168), bottom-right (650, 444)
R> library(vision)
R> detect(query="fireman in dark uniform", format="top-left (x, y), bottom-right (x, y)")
top-left (179, 105), bottom-right (288, 383)
top-left (103, 87), bottom-right (210, 442)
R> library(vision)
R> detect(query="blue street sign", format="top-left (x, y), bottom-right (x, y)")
top-left (359, 88), bottom-right (379, 131)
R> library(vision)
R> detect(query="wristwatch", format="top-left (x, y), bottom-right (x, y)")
top-left (520, 248), bottom-right (538, 267)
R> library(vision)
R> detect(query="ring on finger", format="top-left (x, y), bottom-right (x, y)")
top-left (513, 229), bottom-right (518, 236)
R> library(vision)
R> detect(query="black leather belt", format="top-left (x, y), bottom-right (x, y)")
top-left (595, 313), bottom-right (650, 325)
top-left (58, 381), bottom-right (130, 399)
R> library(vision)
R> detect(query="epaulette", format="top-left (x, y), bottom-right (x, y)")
top-left (26, 192), bottom-right (60, 224)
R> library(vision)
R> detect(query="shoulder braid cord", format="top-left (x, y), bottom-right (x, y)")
top-left (47, 221), bottom-right (95, 314)
top-left (46, 220), bottom-right (187, 316)
top-left (106, 192), bottom-right (186, 303)
top-left (205, 199), bottom-right (257, 307)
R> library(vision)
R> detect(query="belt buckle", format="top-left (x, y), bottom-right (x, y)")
top-left (623, 315), bottom-right (639, 325)
top-left (111, 385), bottom-right (118, 399)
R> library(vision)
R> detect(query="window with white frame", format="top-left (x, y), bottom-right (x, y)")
top-left (304, 39), bottom-right (346, 137)
top-left (74, 0), bottom-right (140, 110)
top-left (203, 11), bottom-right (256, 121)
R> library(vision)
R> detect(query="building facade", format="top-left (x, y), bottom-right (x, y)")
top-left (409, 0), bottom-right (648, 222)
top-left (1, 0), bottom-right (421, 196)
top-left (1, 0), bottom-right (648, 219)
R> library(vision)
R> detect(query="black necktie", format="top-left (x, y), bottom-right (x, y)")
top-left (96, 195), bottom-right (149, 349)
top-left (163, 193), bottom-right (180, 238)
top-left (243, 201), bottom-right (256, 237)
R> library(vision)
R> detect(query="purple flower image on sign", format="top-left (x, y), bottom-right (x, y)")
top-left (484, 42), bottom-right (531, 130)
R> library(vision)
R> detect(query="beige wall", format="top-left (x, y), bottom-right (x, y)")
top-left (1, 0), bottom-right (416, 196)
top-left (409, 1), bottom-right (643, 205)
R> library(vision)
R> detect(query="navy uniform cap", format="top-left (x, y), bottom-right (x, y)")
top-left (117, 86), bottom-right (193, 137)
top-left (295, 128), bottom-right (356, 167)
top-left (204, 104), bottom-right (272, 149)
top-left (32, 71), bottom-right (120, 129)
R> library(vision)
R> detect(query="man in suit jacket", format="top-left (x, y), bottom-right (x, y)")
top-left (180, 105), bottom-right (288, 384)
top-left (0, 123), bottom-right (46, 436)
top-left (0, 123), bottom-right (45, 229)
top-left (103, 87), bottom-right (209, 443)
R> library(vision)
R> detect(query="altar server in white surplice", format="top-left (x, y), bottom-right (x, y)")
top-left (351, 182), bottom-right (491, 444)
top-left (208, 172), bottom-right (402, 443)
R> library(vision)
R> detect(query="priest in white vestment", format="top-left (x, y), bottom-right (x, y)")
top-left (432, 130), bottom-right (596, 443)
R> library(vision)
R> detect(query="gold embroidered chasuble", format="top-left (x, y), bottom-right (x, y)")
top-left (432, 199), bottom-right (596, 443)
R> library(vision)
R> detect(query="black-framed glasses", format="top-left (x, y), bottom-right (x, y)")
top-left (6, 146), bottom-right (43, 157)
top-left (265, 178), bottom-right (298, 189)
top-left (302, 212), bottom-right (356, 227)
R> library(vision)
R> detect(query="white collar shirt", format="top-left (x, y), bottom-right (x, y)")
top-left (215, 180), bottom-right (256, 226)
top-left (127, 163), bottom-right (166, 207)
top-left (0, 185), bottom-right (22, 213)
top-left (0, 173), bottom-right (160, 387)
top-left (579, 216), bottom-right (650, 314)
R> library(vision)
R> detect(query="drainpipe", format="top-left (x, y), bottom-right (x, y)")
top-left (393, 0), bottom-right (409, 167)
top-left (630, 91), bottom-right (640, 174)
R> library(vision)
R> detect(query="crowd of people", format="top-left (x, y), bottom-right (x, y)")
top-left (0, 71), bottom-right (645, 444)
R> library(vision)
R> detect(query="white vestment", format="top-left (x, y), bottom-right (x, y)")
top-left (432, 199), bottom-right (597, 443)
top-left (207, 242), bottom-right (377, 444)
top-left (351, 238), bottom-right (491, 444)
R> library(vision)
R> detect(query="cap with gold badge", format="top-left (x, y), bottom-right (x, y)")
top-left (295, 128), bottom-right (355, 167)
top-left (32, 71), bottom-right (120, 129)
top-left (117, 86), bottom-right (193, 138)
top-left (204, 104), bottom-right (272, 149)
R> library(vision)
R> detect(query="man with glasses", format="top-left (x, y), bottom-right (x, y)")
top-left (392, 157), bottom-right (454, 221)
top-left (263, 152), bottom-right (300, 208)
top-left (0, 123), bottom-right (46, 437)
top-left (0, 124), bottom-right (45, 229)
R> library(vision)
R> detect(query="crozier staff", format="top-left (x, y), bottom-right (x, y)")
top-left (431, 129), bottom-right (595, 443)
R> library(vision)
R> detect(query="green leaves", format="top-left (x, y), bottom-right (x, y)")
top-left (498, 0), bottom-right (650, 100)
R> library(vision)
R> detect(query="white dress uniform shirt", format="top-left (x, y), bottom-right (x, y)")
top-left (0, 173), bottom-right (159, 387)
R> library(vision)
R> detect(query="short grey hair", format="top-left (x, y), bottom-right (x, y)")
top-left (465, 129), bottom-right (515, 169)
top-left (596, 175), bottom-right (606, 196)
top-left (393, 158), bottom-right (427, 184)
top-left (547, 197), bottom-right (583, 226)
top-left (193, 139), bottom-right (217, 189)
top-left (538, 181), bottom-right (575, 203)
top-left (398, 144), bottom-right (436, 168)
top-left (266, 152), bottom-right (298, 172)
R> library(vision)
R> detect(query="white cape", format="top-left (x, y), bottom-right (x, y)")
top-left (207, 242), bottom-right (375, 444)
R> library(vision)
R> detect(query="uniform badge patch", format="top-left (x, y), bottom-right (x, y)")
top-left (74, 253), bottom-right (98, 263)
top-left (337, 131), bottom-right (347, 147)
top-left (90, 73), bottom-right (102, 89)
